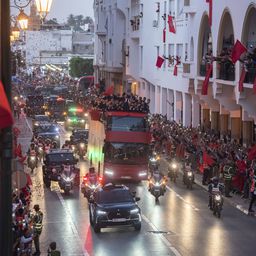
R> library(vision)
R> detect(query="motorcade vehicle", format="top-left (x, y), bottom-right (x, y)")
top-left (42, 149), bottom-right (80, 192)
top-left (70, 129), bottom-right (89, 158)
top-left (34, 123), bottom-right (60, 148)
top-left (168, 159), bottom-right (180, 183)
top-left (89, 184), bottom-right (141, 233)
top-left (211, 192), bottom-right (223, 218)
top-left (64, 106), bottom-right (88, 130)
top-left (183, 169), bottom-right (194, 189)
top-left (25, 95), bottom-right (45, 117)
top-left (148, 173), bottom-right (167, 202)
top-left (32, 115), bottom-right (51, 130)
top-left (87, 111), bottom-right (151, 181)
top-left (81, 174), bottom-right (103, 200)
top-left (46, 96), bottom-right (67, 122)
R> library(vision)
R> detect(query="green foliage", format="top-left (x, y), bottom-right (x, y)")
top-left (69, 57), bottom-right (93, 78)
top-left (66, 14), bottom-right (93, 27)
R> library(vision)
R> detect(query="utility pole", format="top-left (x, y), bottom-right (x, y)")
top-left (0, 0), bottom-right (13, 255)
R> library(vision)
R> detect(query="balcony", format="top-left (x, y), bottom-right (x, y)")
top-left (217, 62), bottom-right (235, 81)
top-left (130, 16), bottom-right (140, 39)
top-left (244, 64), bottom-right (256, 84)
top-left (183, 0), bottom-right (196, 14)
top-left (199, 63), bottom-right (212, 77)
top-left (95, 24), bottom-right (107, 37)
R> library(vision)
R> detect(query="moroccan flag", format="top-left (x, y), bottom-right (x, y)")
top-left (239, 67), bottom-right (246, 92)
top-left (168, 15), bottom-right (176, 33)
top-left (201, 63), bottom-right (213, 95)
top-left (248, 145), bottom-right (256, 161)
top-left (15, 144), bottom-right (22, 158)
top-left (156, 56), bottom-right (165, 68)
top-left (203, 150), bottom-right (215, 166)
top-left (231, 40), bottom-right (247, 64)
top-left (206, 0), bottom-right (213, 26)
top-left (173, 64), bottom-right (178, 76)
top-left (0, 80), bottom-right (13, 129)
top-left (163, 27), bottom-right (166, 43)
top-left (103, 85), bottom-right (114, 96)
top-left (253, 76), bottom-right (256, 94)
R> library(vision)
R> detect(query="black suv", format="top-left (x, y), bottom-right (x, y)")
top-left (89, 184), bottom-right (141, 233)
top-left (42, 149), bottom-right (80, 188)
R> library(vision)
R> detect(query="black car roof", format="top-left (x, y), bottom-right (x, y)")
top-left (100, 183), bottom-right (129, 192)
top-left (46, 149), bottom-right (72, 155)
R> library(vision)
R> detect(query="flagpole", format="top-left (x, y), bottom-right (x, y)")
top-left (0, 0), bottom-right (13, 255)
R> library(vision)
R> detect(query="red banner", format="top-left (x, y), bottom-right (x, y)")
top-left (0, 80), bottom-right (13, 129)
top-left (167, 15), bottom-right (176, 33)
top-left (156, 56), bottom-right (165, 68)
top-left (239, 67), bottom-right (246, 92)
top-left (201, 63), bottom-right (213, 95)
top-left (231, 40), bottom-right (247, 64)
top-left (173, 64), bottom-right (178, 76)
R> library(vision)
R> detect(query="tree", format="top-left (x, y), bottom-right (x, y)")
top-left (67, 14), bottom-right (76, 27)
top-left (69, 57), bottom-right (93, 78)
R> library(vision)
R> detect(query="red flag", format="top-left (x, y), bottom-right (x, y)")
top-left (176, 144), bottom-right (185, 158)
top-left (201, 63), bottom-right (213, 95)
top-left (203, 150), bottom-right (215, 166)
top-left (0, 80), bottom-right (13, 129)
top-left (163, 27), bottom-right (166, 43)
top-left (239, 67), bottom-right (246, 92)
top-left (248, 145), bottom-right (256, 161)
top-left (15, 144), bottom-right (22, 158)
top-left (103, 85), bottom-right (114, 96)
top-left (253, 76), bottom-right (256, 94)
top-left (208, 0), bottom-right (212, 26)
top-left (173, 64), bottom-right (178, 76)
top-left (231, 40), bottom-right (247, 64)
top-left (167, 15), bottom-right (176, 33)
top-left (156, 56), bottom-right (165, 68)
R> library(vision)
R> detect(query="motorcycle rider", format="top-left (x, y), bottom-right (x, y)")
top-left (62, 140), bottom-right (71, 149)
top-left (183, 162), bottom-right (194, 183)
top-left (148, 166), bottom-right (166, 194)
top-left (27, 142), bottom-right (38, 168)
top-left (85, 167), bottom-right (98, 182)
top-left (44, 139), bottom-right (52, 154)
top-left (208, 177), bottom-right (224, 210)
top-left (51, 141), bottom-right (58, 149)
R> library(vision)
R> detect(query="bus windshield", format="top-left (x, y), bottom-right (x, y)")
top-left (107, 116), bottom-right (148, 132)
top-left (104, 142), bottom-right (149, 164)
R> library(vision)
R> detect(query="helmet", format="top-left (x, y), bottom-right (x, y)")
top-left (30, 142), bottom-right (35, 148)
top-left (212, 177), bottom-right (219, 185)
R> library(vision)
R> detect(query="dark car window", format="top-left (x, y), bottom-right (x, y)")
top-left (73, 131), bottom-right (88, 139)
top-left (47, 153), bottom-right (75, 163)
top-left (36, 125), bottom-right (59, 133)
top-left (96, 190), bottom-right (133, 204)
top-left (35, 116), bottom-right (50, 122)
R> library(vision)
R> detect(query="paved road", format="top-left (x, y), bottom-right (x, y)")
top-left (17, 115), bottom-right (256, 256)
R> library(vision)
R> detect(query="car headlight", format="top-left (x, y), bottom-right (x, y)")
top-left (171, 163), bottom-right (177, 169)
top-left (68, 118), bottom-right (71, 122)
top-left (34, 122), bottom-right (39, 126)
top-left (130, 208), bottom-right (139, 214)
top-left (139, 171), bottom-right (147, 177)
top-left (63, 112), bottom-right (67, 116)
top-left (72, 145), bottom-right (75, 150)
top-left (97, 210), bottom-right (107, 215)
top-left (84, 113), bottom-right (88, 117)
top-left (55, 127), bottom-right (59, 132)
top-left (80, 143), bottom-right (85, 148)
top-left (155, 182), bottom-right (160, 186)
top-left (30, 156), bottom-right (36, 161)
top-left (150, 158), bottom-right (156, 162)
top-left (81, 119), bottom-right (85, 123)
top-left (55, 135), bottom-right (59, 139)
top-left (105, 169), bottom-right (114, 176)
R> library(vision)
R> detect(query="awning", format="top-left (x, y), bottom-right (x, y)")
top-left (0, 80), bottom-right (13, 129)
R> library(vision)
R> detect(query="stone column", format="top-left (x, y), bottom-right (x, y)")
top-left (183, 93), bottom-right (192, 127)
top-left (202, 108), bottom-right (210, 130)
top-left (231, 117), bottom-right (242, 141)
top-left (243, 121), bottom-right (253, 146)
top-left (192, 95), bottom-right (200, 128)
top-left (211, 111), bottom-right (220, 131)
top-left (220, 114), bottom-right (229, 135)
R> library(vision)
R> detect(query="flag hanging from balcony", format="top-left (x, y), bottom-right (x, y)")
top-left (253, 76), bottom-right (256, 94)
top-left (167, 15), bottom-right (176, 33)
top-left (173, 64), bottom-right (178, 76)
top-left (239, 67), bottom-right (246, 92)
top-left (201, 63), bottom-right (213, 95)
top-left (103, 85), bottom-right (114, 96)
top-left (156, 56), bottom-right (165, 68)
top-left (0, 80), bottom-right (13, 129)
top-left (231, 40), bottom-right (247, 64)
top-left (163, 27), bottom-right (166, 43)
top-left (206, 0), bottom-right (212, 26)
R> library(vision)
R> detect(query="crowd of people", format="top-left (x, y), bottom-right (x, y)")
top-left (150, 114), bottom-right (256, 212)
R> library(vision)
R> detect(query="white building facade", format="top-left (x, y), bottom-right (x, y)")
top-left (94, 0), bottom-right (256, 145)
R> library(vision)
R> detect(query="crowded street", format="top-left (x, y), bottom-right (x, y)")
top-left (12, 110), bottom-right (256, 256)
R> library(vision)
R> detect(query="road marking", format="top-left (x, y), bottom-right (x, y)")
top-left (25, 116), bottom-right (33, 133)
top-left (166, 185), bottom-right (199, 212)
top-left (56, 190), bottom-right (90, 256)
top-left (142, 214), bottom-right (182, 256)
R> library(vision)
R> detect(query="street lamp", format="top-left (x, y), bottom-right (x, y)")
top-left (35, 0), bottom-right (53, 21)
top-left (11, 22), bottom-right (20, 40)
top-left (17, 9), bottom-right (29, 30)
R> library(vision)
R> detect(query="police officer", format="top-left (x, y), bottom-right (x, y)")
top-left (223, 161), bottom-right (234, 197)
top-left (32, 204), bottom-right (43, 255)
top-left (208, 177), bottom-right (224, 209)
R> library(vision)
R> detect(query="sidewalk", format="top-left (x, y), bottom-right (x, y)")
top-left (160, 157), bottom-right (255, 217)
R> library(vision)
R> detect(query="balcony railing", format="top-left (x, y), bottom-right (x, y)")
top-left (199, 63), bottom-right (212, 77)
top-left (130, 16), bottom-right (140, 31)
top-left (217, 62), bottom-right (235, 81)
top-left (245, 64), bottom-right (256, 84)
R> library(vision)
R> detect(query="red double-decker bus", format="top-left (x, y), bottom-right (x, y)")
top-left (87, 111), bottom-right (151, 181)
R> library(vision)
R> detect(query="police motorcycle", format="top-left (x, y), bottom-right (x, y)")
top-left (168, 160), bottom-right (179, 183)
top-left (27, 144), bottom-right (38, 173)
top-left (183, 164), bottom-right (194, 189)
top-left (208, 177), bottom-right (224, 218)
top-left (148, 169), bottom-right (167, 202)
top-left (149, 152), bottom-right (160, 174)
top-left (59, 162), bottom-right (76, 194)
top-left (81, 167), bottom-right (103, 201)
top-left (36, 137), bottom-right (44, 162)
